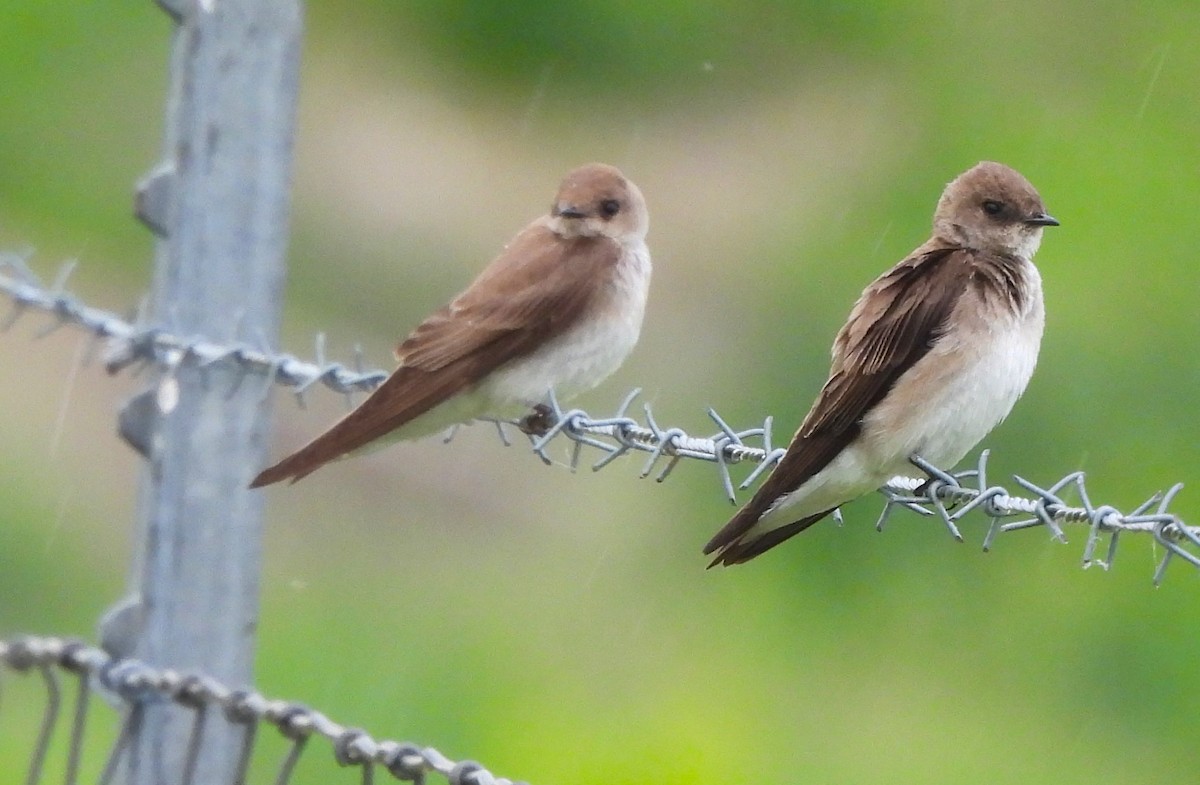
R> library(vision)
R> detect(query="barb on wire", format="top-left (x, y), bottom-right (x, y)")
top-left (0, 636), bottom-right (528, 785)
top-left (2, 257), bottom-right (1197, 583)
top-left (0, 254), bottom-right (388, 399)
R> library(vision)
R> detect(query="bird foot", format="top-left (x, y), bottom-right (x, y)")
top-left (517, 403), bottom-right (555, 437)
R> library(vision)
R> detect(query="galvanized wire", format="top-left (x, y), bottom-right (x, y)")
top-left (0, 636), bottom-right (526, 785)
top-left (2, 256), bottom-right (1197, 583)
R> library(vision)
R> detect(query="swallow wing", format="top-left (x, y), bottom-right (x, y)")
top-left (250, 225), bottom-right (621, 487)
top-left (704, 245), bottom-right (968, 563)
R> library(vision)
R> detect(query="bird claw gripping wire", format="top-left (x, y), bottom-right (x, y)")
top-left (4, 257), bottom-right (1199, 583)
top-left (516, 403), bottom-right (556, 438)
top-left (875, 468), bottom-right (939, 534)
top-left (876, 453), bottom-right (1003, 543)
top-left (524, 389), bottom-right (616, 469)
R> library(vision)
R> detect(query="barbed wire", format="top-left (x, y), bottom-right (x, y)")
top-left (2, 255), bottom-right (1198, 583)
top-left (0, 635), bottom-right (527, 785)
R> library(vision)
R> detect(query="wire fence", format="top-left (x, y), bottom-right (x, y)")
top-left (3, 253), bottom-right (1198, 585)
top-left (0, 635), bottom-right (526, 785)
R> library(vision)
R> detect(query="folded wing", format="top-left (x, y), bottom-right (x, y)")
top-left (250, 226), bottom-right (621, 487)
top-left (704, 245), bottom-right (968, 564)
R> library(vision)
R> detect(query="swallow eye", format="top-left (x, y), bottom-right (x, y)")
top-left (982, 199), bottom-right (1004, 217)
top-left (599, 199), bottom-right (621, 219)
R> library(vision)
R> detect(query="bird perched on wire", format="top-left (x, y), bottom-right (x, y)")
top-left (251, 162), bottom-right (651, 487)
top-left (704, 161), bottom-right (1058, 565)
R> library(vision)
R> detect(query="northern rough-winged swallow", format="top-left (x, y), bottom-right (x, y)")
top-left (251, 162), bottom-right (651, 487)
top-left (704, 161), bottom-right (1058, 565)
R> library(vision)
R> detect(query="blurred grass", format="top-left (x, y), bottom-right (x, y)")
top-left (2, 1), bottom-right (1199, 784)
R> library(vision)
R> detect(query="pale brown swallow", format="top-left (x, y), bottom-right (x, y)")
top-left (705, 161), bottom-right (1058, 565)
top-left (251, 163), bottom-right (651, 487)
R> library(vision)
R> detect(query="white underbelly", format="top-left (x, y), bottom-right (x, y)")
top-left (757, 286), bottom-right (1043, 532)
top-left (483, 309), bottom-right (640, 405)
top-left (862, 312), bottom-right (1042, 474)
top-left (483, 243), bottom-right (650, 406)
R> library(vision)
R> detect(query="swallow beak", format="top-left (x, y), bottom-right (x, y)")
top-left (1024, 212), bottom-right (1060, 227)
top-left (554, 203), bottom-right (586, 220)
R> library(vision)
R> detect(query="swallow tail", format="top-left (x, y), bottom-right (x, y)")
top-left (249, 364), bottom-right (476, 488)
top-left (703, 506), bottom-right (836, 567)
top-left (249, 446), bottom-right (327, 488)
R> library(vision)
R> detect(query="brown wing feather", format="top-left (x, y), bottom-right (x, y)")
top-left (250, 225), bottom-right (622, 488)
top-left (704, 245), bottom-right (968, 562)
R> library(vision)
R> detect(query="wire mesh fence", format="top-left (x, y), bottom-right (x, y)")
top-left (3, 254), bottom-right (1198, 585)
top-left (0, 635), bottom-right (527, 785)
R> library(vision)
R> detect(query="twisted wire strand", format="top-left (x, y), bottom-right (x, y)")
top-left (2, 257), bottom-right (1197, 583)
top-left (0, 636), bottom-right (527, 785)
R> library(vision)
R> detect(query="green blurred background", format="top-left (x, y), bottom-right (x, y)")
top-left (2, 1), bottom-right (1198, 783)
